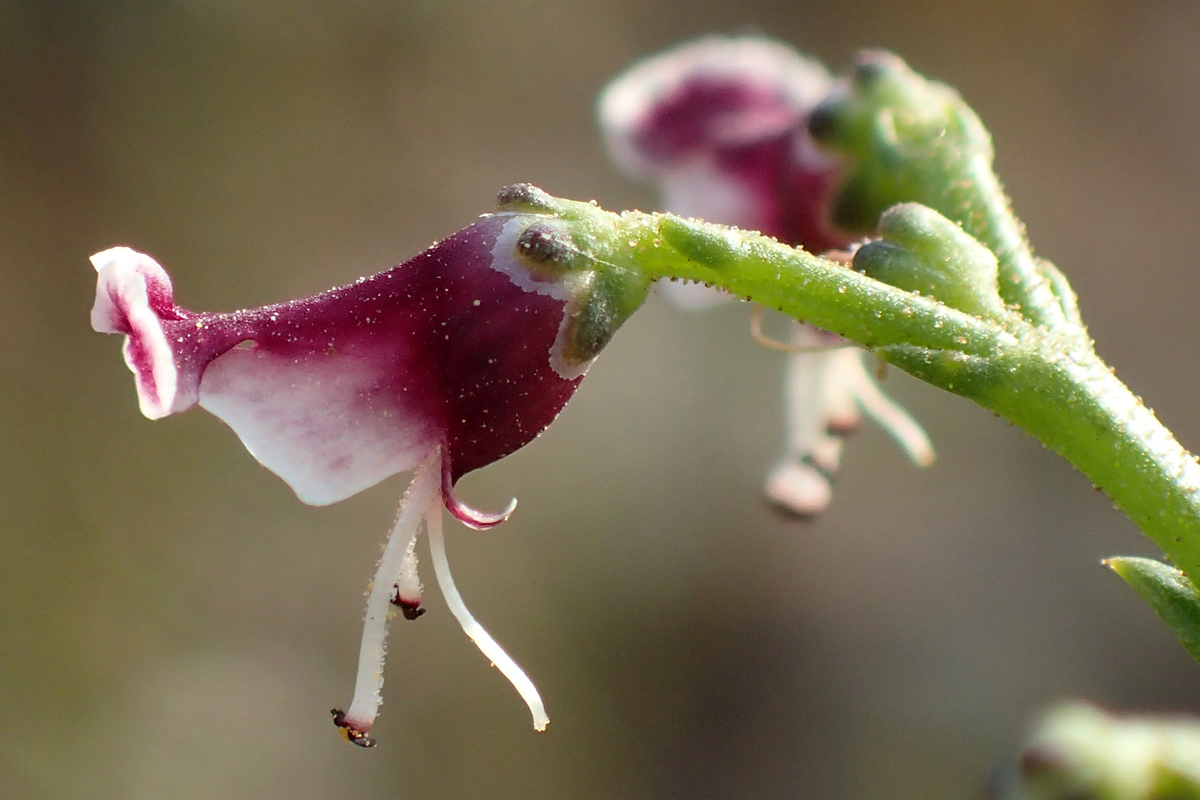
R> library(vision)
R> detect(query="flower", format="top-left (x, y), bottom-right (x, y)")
top-left (91, 184), bottom-right (650, 746)
top-left (599, 36), bottom-right (934, 515)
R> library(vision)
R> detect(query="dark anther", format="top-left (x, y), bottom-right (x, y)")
top-left (331, 708), bottom-right (377, 748)
top-left (390, 586), bottom-right (426, 620)
top-left (496, 183), bottom-right (557, 213)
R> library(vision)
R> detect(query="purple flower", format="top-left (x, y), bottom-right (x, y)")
top-left (600, 35), bottom-right (844, 264)
top-left (91, 186), bottom-right (649, 746)
top-left (600, 36), bottom-right (934, 515)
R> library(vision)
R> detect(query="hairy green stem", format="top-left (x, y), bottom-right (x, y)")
top-left (539, 193), bottom-right (1200, 585)
top-left (812, 51), bottom-right (1065, 329)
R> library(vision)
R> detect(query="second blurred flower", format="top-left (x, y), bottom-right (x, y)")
top-left (599, 35), bottom-right (934, 515)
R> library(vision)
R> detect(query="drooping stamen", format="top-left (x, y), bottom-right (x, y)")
top-left (440, 453), bottom-right (517, 530)
top-left (842, 354), bottom-right (936, 467)
top-left (765, 326), bottom-right (845, 516)
top-left (391, 533), bottom-right (425, 620)
top-left (333, 448), bottom-right (442, 747)
top-left (821, 347), bottom-right (865, 434)
top-left (426, 504), bottom-right (549, 731)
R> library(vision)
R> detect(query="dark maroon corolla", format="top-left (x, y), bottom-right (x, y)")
top-left (91, 186), bottom-right (649, 746)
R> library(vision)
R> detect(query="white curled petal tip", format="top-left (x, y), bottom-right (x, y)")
top-left (89, 246), bottom-right (174, 330)
top-left (440, 460), bottom-right (517, 530)
top-left (90, 246), bottom-right (180, 419)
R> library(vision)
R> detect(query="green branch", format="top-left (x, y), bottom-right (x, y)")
top-left (523, 192), bottom-right (1200, 588)
top-left (500, 49), bottom-right (1200, 662)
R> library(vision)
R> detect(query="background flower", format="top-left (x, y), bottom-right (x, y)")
top-left (598, 36), bottom-right (934, 515)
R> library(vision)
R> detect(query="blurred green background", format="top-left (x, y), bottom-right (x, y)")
top-left (5, 1), bottom-right (1200, 798)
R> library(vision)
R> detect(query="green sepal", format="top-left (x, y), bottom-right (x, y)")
top-left (495, 182), bottom-right (562, 215)
top-left (854, 203), bottom-right (1006, 321)
top-left (1106, 556), bottom-right (1200, 664)
top-left (559, 267), bottom-right (651, 365)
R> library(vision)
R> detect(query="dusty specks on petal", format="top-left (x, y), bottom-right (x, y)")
top-left (92, 214), bottom-right (611, 506)
top-left (196, 347), bottom-right (434, 507)
top-left (94, 204), bottom-right (643, 747)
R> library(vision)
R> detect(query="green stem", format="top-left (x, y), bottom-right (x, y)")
top-left (939, 334), bottom-right (1200, 580)
top-left (546, 194), bottom-right (1200, 585)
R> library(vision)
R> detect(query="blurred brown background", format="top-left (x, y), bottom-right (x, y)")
top-left (4, 1), bottom-right (1200, 798)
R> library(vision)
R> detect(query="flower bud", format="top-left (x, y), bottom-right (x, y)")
top-left (854, 203), bottom-right (1006, 320)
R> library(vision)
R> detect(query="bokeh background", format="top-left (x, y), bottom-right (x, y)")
top-left (5, 1), bottom-right (1200, 798)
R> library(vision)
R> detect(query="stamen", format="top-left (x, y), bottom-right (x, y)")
top-left (821, 347), bottom-right (864, 434)
top-left (333, 448), bottom-right (442, 746)
top-left (842, 354), bottom-right (936, 467)
top-left (390, 533), bottom-right (425, 620)
top-left (426, 506), bottom-right (550, 731)
top-left (765, 329), bottom-right (844, 516)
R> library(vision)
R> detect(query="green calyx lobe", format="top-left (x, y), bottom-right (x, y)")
top-left (855, 204), bottom-right (1006, 321)
top-left (496, 182), bottom-right (561, 215)
top-left (505, 193), bottom-right (652, 366)
top-left (559, 267), bottom-right (648, 365)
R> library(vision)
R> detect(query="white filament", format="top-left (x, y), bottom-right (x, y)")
top-left (843, 354), bottom-right (936, 467)
top-left (426, 506), bottom-right (549, 731)
top-left (395, 533), bottom-right (422, 606)
top-left (341, 449), bottom-right (441, 731)
top-left (783, 328), bottom-right (839, 461)
top-left (764, 325), bottom-right (846, 515)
